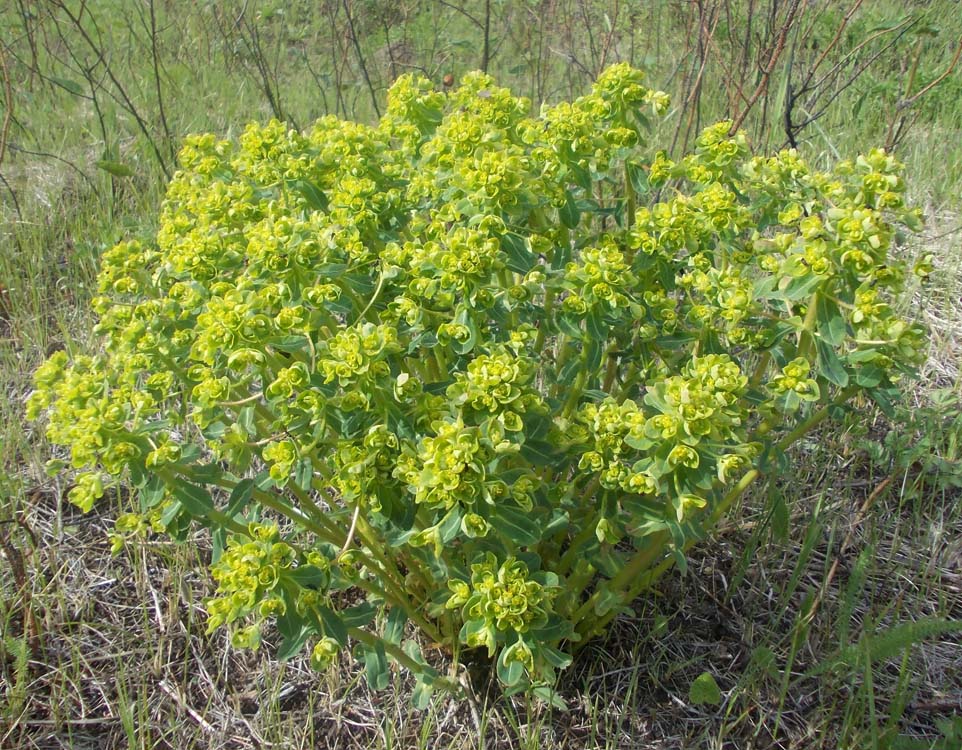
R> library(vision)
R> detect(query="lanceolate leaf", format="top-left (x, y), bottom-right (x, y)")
top-left (170, 479), bottom-right (214, 516)
top-left (491, 504), bottom-right (542, 547)
top-left (362, 641), bottom-right (390, 691)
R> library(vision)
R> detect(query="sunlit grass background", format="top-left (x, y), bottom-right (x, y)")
top-left (1, 1), bottom-right (961, 748)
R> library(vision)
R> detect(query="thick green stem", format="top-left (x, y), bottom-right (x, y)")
top-left (549, 337), bottom-right (574, 399)
top-left (169, 467), bottom-right (342, 545)
top-left (570, 531), bottom-right (667, 631)
top-left (798, 290), bottom-right (820, 362)
top-left (253, 489), bottom-right (341, 545)
top-left (351, 572), bottom-right (444, 645)
top-left (355, 516), bottom-right (422, 595)
top-left (533, 288), bottom-right (555, 355)
top-left (602, 348), bottom-right (620, 392)
top-left (433, 345), bottom-right (449, 377)
top-left (750, 351), bottom-right (772, 388)
top-left (561, 368), bottom-right (588, 419)
top-left (625, 164), bottom-right (636, 231)
top-left (348, 627), bottom-right (461, 694)
top-left (160, 468), bottom-right (250, 536)
top-left (572, 385), bottom-right (858, 642)
top-left (286, 481), bottom-right (346, 542)
top-left (426, 352), bottom-right (442, 381)
top-left (614, 361), bottom-right (641, 401)
top-left (556, 475), bottom-right (603, 577)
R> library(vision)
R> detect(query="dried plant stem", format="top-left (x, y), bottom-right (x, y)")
top-left (342, 0), bottom-right (381, 118)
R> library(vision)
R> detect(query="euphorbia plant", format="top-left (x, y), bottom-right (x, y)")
top-left (28, 64), bottom-right (928, 703)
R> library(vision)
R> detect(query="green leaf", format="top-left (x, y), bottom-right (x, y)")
top-left (438, 506), bottom-right (463, 544)
top-left (537, 643), bottom-right (573, 670)
top-left (96, 160), bottom-right (135, 178)
top-left (272, 334), bottom-right (312, 354)
top-left (237, 406), bottom-right (257, 436)
top-left (254, 470), bottom-right (274, 492)
top-left (412, 676), bottom-right (435, 709)
top-left (816, 339), bottom-right (849, 387)
top-left (855, 363), bottom-right (884, 388)
top-left (491, 504), bottom-right (542, 547)
top-left (138, 475), bottom-right (166, 511)
top-left (342, 601), bottom-right (377, 628)
top-left (816, 295), bottom-right (847, 346)
top-left (868, 386), bottom-right (898, 417)
top-left (592, 583), bottom-right (625, 617)
top-left (318, 605), bottom-right (348, 646)
top-left (782, 273), bottom-right (822, 301)
top-left (211, 528), bottom-right (227, 563)
top-left (531, 614), bottom-right (578, 643)
top-left (847, 347), bottom-right (882, 364)
top-left (405, 641), bottom-right (439, 709)
top-left (501, 233), bottom-right (535, 274)
top-left (288, 564), bottom-right (328, 588)
top-left (543, 510), bottom-right (570, 537)
top-left (557, 313), bottom-right (584, 341)
top-left (670, 545), bottom-right (689, 576)
top-left (586, 307), bottom-right (608, 342)
top-left (294, 457), bottom-right (313, 491)
top-left (313, 263), bottom-right (350, 279)
top-left (519, 439), bottom-right (559, 467)
top-left (225, 478), bottom-right (254, 517)
top-left (170, 480), bottom-right (214, 516)
top-left (497, 648), bottom-right (525, 687)
top-left (277, 624), bottom-right (314, 661)
top-left (632, 109), bottom-right (652, 132)
top-left (275, 603), bottom-right (316, 660)
top-left (560, 190), bottom-right (580, 228)
top-left (159, 497), bottom-right (184, 528)
top-left (562, 151), bottom-right (592, 191)
top-left (666, 519), bottom-right (687, 550)
top-left (290, 179), bottom-right (329, 212)
top-left (551, 238), bottom-right (572, 270)
top-left (362, 640), bottom-right (389, 690)
top-left (689, 672), bottom-right (722, 705)
top-left (384, 606), bottom-right (407, 646)
top-left (189, 462), bottom-right (224, 484)
top-left (531, 684), bottom-right (569, 710)
top-left (626, 162), bottom-right (649, 195)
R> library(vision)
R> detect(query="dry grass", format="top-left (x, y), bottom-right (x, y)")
top-left (3, 1), bottom-right (962, 746)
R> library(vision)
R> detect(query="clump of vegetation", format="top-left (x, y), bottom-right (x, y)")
top-left (27, 63), bottom-right (928, 703)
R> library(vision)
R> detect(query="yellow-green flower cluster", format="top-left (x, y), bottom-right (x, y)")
top-left (381, 223), bottom-right (505, 310)
top-left (330, 424), bottom-right (399, 508)
top-left (562, 237), bottom-right (637, 315)
top-left (654, 354), bottom-right (748, 440)
top-left (446, 553), bottom-right (557, 654)
top-left (578, 398), bottom-right (654, 493)
top-left (678, 263), bottom-right (763, 347)
top-left (447, 349), bottom-right (541, 425)
top-left (395, 418), bottom-right (489, 511)
top-left (770, 357), bottom-right (819, 401)
top-left (206, 523), bottom-right (296, 632)
top-left (318, 323), bottom-right (400, 387)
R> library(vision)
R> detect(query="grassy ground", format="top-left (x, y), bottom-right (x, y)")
top-left (2, 1), bottom-right (962, 748)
